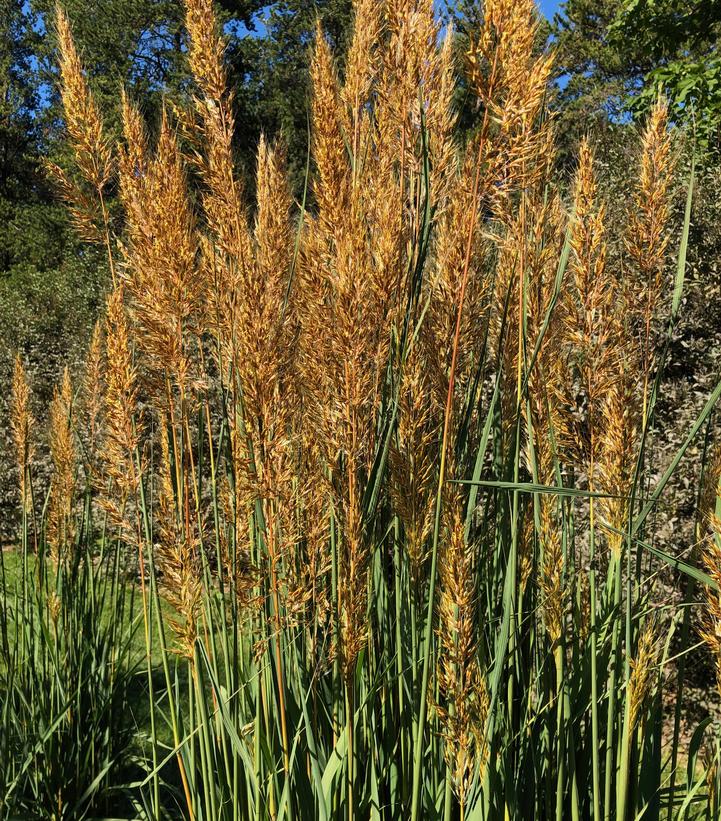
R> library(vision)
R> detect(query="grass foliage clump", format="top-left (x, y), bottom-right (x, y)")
top-left (3, 0), bottom-right (721, 818)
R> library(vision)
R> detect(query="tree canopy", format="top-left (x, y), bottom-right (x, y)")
top-left (553, 0), bottom-right (721, 148)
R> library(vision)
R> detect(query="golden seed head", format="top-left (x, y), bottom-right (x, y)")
top-left (538, 496), bottom-right (564, 646)
top-left (47, 368), bottom-right (77, 561)
top-left (342, 0), bottom-right (384, 115)
top-left (626, 98), bottom-right (675, 284)
top-left (119, 89), bottom-right (148, 204)
top-left (700, 510), bottom-right (721, 699)
top-left (54, 5), bottom-right (112, 189)
top-left (121, 107), bottom-right (202, 395)
top-left (390, 341), bottom-right (438, 579)
top-left (436, 494), bottom-right (489, 805)
top-left (595, 346), bottom-right (641, 558)
top-left (628, 619), bottom-right (661, 730)
top-left (625, 97), bottom-right (676, 377)
top-left (99, 285), bottom-right (143, 540)
top-left (155, 417), bottom-right (202, 657)
top-left (80, 321), bottom-right (105, 476)
top-left (183, 0), bottom-right (229, 104)
top-left (310, 23), bottom-right (349, 232)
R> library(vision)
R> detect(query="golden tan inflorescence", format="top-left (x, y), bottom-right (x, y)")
top-left (47, 369), bottom-right (77, 562)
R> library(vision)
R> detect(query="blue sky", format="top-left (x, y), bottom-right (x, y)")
top-left (539, 0), bottom-right (562, 20)
top-left (238, 1), bottom-right (565, 41)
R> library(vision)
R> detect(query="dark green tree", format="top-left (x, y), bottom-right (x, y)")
top-left (30, 0), bottom-right (265, 142)
top-left (1, 0), bottom-right (43, 273)
top-left (247, 0), bottom-right (353, 190)
top-left (553, 0), bottom-right (721, 150)
top-left (614, 0), bottom-right (721, 146)
top-left (28, 0), bottom-right (354, 191)
top-left (0, 0), bottom-right (89, 365)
